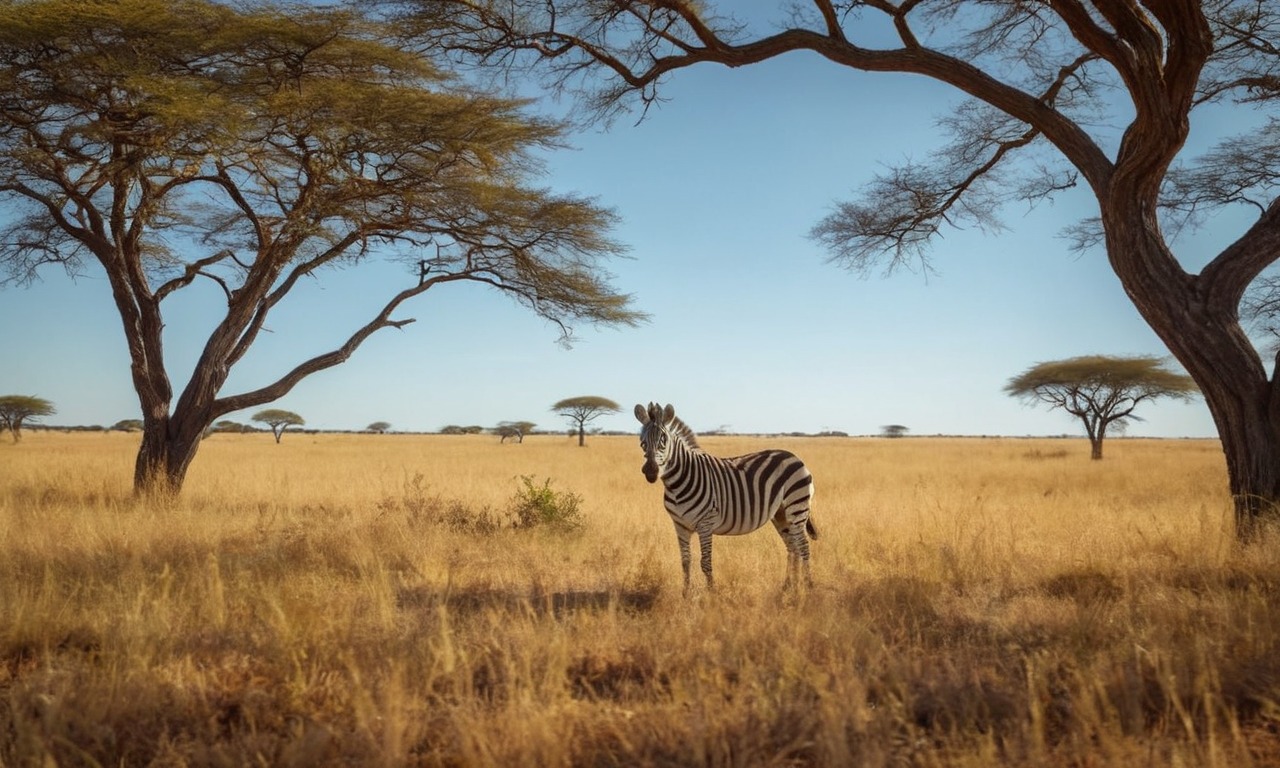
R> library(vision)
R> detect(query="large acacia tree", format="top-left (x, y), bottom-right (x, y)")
top-left (1005, 355), bottom-right (1198, 460)
top-left (418, 0), bottom-right (1280, 539)
top-left (0, 0), bottom-right (642, 494)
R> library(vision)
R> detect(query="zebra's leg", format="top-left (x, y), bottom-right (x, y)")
top-left (673, 523), bottom-right (693, 594)
top-left (791, 525), bottom-right (813, 587)
top-left (771, 511), bottom-right (801, 590)
top-left (697, 519), bottom-right (716, 590)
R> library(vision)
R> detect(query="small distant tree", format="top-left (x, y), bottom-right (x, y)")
top-left (111, 419), bottom-right (145, 433)
top-left (0, 395), bottom-right (55, 443)
top-left (552, 396), bottom-right (619, 447)
top-left (367, 421), bottom-right (392, 434)
top-left (1005, 356), bottom-right (1198, 460)
top-left (209, 420), bottom-right (249, 435)
top-left (496, 420), bottom-right (536, 443)
top-left (881, 425), bottom-right (910, 439)
top-left (440, 424), bottom-right (484, 435)
top-left (252, 409), bottom-right (306, 444)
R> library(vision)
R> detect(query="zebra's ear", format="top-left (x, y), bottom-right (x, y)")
top-left (662, 404), bottom-right (675, 424)
top-left (634, 403), bottom-right (649, 424)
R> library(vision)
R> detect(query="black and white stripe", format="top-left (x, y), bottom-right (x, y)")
top-left (635, 402), bottom-right (818, 591)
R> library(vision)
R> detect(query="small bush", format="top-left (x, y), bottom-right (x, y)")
top-left (386, 472), bottom-right (583, 534)
top-left (509, 475), bottom-right (585, 532)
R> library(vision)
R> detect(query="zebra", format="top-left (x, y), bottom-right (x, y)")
top-left (634, 402), bottom-right (818, 592)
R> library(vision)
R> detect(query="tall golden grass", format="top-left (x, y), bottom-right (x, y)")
top-left (2, 430), bottom-right (1278, 766)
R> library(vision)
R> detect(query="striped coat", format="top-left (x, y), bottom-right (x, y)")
top-left (635, 402), bottom-right (817, 591)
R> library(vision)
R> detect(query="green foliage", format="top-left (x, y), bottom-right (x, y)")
top-left (387, 472), bottom-right (584, 534)
top-left (110, 420), bottom-right (144, 432)
top-left (366, 421), bottom-right (392, 433)
top-left (509, 475), bottom-right (585, 532)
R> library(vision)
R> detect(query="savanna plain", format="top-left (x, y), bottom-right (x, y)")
top-left (2, 430), bottom-right (1279, 767)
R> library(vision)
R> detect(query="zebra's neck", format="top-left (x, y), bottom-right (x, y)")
top-left (666, 415), bottom-right (700, 450)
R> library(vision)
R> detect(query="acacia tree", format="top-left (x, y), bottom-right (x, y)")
top-left (495, 420), bottom-right (536, 443)
top-left (252, 408), bottom-right (305, 444)
top-left (418, 1), bottom-right (1280, 539)
top-left (1005, 356), bottom-right (1198, 459)
top-left (552, 396), bottom-right (618, 446)
top-left (0, 0), bottom-right (643, 495)
top-left (367, 421), bottom-right (392, 434)
top-left (0, 395), bottom-right (55, 442)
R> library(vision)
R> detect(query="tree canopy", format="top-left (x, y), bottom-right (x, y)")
top-left (415, 0), bottom-right (1280, 539)
top-left (0, 395), bottom-right (55, 442)
top-left (252, 409), bottom-right (305, 444)
top-left (552, 396), bottom-right (619, 446)
top-left (0, 0), bottom-right (644, 494)
top-left (1005, 355), bottom-right (1198, 459)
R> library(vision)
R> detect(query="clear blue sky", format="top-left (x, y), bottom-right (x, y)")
top-left (1, 8), bottom-right (1254, 439)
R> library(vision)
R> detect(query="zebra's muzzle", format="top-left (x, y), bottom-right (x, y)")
top-left (642, 460), bottom-right (659, 483)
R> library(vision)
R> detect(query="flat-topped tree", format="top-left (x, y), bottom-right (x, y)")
top-left (252, 409), bottom-right (305, 444)
top-left (1006, 356), bottom-right (1198, 460)
top-left (553, 396), bottom-right (619, 446)
top-left (416, 0), bottom-right (1280, 540)
top-left (0, 395), bottom-right (55, 443)
top-left (0, 0), bottom-right (643, 495)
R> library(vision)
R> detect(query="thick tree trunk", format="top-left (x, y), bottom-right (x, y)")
top-left (1104, 208), bottom-right (1280, 542)
top-left (1089, 437), bottom-right (1103, 461)
top-left (133, 416), bottom-right (204, 496)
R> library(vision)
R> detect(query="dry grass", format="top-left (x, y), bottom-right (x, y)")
top-left (2, 430), bottom-right (1279, 766)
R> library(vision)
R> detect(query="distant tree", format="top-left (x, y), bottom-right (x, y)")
top-left (252, 409), bottom-right (306, 444)
top-left (552, 396), bottom-right (619, 447)
top-left (440, 424), bottom-right (484, 435)
top-left (367, 421), bottom-right (392, 434)
top-left (1005, 356), bottom-right (1198, 460)
top-left (209, 420), bottom-right (249, 435)
top-left (881, 425), bottom-right (910, 439)
top-left (111, 419), bottom-right (145, 433)
top-left (495, 420), bottom-right (536, 443)
top-left (0, 395), bottom-right (55, 442)
top-left (0, 0), bottom-right (643, 496)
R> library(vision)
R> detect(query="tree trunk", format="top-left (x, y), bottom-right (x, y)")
top-left (133, 415), bottom-right (205, 496)
top-left (1089, 437), bottom-right (1103, 461)
top-left (1103, 207), bottom-right (1280, 542)
top-left (577, 423), bottom-right (585, 446)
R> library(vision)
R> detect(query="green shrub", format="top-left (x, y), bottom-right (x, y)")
top-left (509, 475), bottom-right (584, 532)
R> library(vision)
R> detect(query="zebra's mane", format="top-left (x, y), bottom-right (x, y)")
top-left (667, 414), bottom-right (701, 451)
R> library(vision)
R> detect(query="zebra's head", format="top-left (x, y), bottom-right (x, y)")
top-left (635, 402), bottom-right (676, 483)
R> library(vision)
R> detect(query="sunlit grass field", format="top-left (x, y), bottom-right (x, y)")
top-left (2, 430), bottom-right (1279, 766)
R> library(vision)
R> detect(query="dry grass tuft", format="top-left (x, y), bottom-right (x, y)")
top-left (2, 431), bottom-right (1278, 766)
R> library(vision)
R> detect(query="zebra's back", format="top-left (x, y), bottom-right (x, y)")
top-left (666, 448), bottom-right (812, 536)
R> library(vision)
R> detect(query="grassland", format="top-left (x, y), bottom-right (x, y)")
top-left (1, 430), bottom-right (1278, 766)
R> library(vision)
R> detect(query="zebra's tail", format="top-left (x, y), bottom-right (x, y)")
top-left (806, 519), bottom-right (819, 540)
